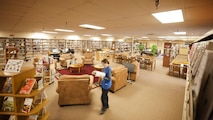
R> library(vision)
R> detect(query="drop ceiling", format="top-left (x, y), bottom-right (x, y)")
top-left (0, 0), bottom-right (213, 41)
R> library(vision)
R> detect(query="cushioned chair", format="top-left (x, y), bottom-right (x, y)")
top-left (82, 52), bottom-right (95, 65)
top-left (59, 53), bottom-right (74, 67)
top-left (110, 65), bottom-right (128, 92)
top-left (130, 60), bottom-right (140, 81)
top-left (56, 74), bottom-right (94, 106)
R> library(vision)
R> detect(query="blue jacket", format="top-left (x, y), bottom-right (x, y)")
top-left (101, 66), bottom-right (112, 89)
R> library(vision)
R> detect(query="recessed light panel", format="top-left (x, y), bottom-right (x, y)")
top-left (79, 24), bottom-right (105, 30)
top-left (54, 29), bottom-right (74, 32)
top-left (152, 9), bottom-right (184, 24)
top-left (174, 32), bottom-right (186, 35)
top-left (101, 34), bottom-right (112, 36)
top-left (42, 31), bottom-right (58, 34)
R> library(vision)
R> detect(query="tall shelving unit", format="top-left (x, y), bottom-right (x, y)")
top-left (182, 31), bottom-right (213, 120)
top-left (32, 39), bottom-right (42, 57)
top-left (0, 38), bottom-right (6, 69)
top-left (0, 67), bottom-right (50, 120)
top-left (25, 39), bottom-right (33, 59)
top-left (5, 38), bottom-right (26, 61)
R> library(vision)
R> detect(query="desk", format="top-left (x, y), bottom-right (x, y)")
top-left (169, 55), bottom-right (188, 78)
top-left (49, 52), bottom-right (60, 61)
top-left (69, 64), bottom-right (83, 73)
top-left (139, 56), bottom-right (156, 71)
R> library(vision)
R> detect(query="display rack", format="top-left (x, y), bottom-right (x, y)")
top-left (182, 35), bottom-right (213, 120)
top-left (0, 67), bottom-right (50, 120)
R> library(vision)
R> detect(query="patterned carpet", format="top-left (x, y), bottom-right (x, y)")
top-left (57, 65), bottom-right (99, 83)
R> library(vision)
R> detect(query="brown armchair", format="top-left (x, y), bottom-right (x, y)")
top-left (57, 74), bottom-right (94, 106)
top-left (59, 53), bottom-right (74, 67)
top-left (110, 65), bottom-right (128, 92)
top-left (130, 60), bottom-right (140, 81)
top-left (82, 52), bottom-right (95, 65)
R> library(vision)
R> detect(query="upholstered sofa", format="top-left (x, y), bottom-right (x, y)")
top-left (82, 52), bottom-right (95, 65)
top-left (129, 60), bottom-right (140, 81)
top-left (59, 53), bottom-right (75, 67)
top-left (57, 74), bottom-right (94, 106)
top-left (110, 65), bottom-right (128, 92)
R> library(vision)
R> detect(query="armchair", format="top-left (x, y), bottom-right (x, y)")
top-left (57, 74), bottom-right (94, 106)
top-left (59, 53), bottom-right (75, 67)
top-left (82, 52), bottom-right (95, 65)
top-left (110, 65), bottom-right (128, 92)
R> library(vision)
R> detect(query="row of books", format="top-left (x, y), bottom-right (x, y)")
top-left (8, 107), bottom-right (47, 120)
top-left (1, 91), bottom-right (47, 113)
top-left (1, 78), bottom-right (43, 94)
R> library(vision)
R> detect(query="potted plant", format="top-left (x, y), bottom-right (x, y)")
top-left (138, 44), bottom-right (144, 52)
top-left (151, 45), bottom-right (158, 56)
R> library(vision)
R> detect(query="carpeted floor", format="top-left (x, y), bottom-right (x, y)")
top-left (44, 55), bottom-right (186, 120)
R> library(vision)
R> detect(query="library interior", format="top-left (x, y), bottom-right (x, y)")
top-left (0, 0), bottom-right (213, 120)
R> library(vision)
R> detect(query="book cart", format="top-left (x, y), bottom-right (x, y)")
top-left (0, 67), bottom-right (50, 120)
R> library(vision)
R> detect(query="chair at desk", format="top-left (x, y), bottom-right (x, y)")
top-left (171, 63), bottom-right (181, 77)
top-left (144, 58), bottom-right (152, 71)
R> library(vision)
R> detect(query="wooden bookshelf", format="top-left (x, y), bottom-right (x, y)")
top-left (0, 67), bottom-right (50, 120)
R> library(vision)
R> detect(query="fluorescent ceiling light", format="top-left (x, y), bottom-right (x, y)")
top-left (79, 24), bottom-right (105, 30)
top-left (174, 32), bottom-right (186, 35)
top-left (152, 9), bottom-right (184, 24)
top-left (54, 29), bottom-right (74, 32)
top-left (84, 34), bottom-right (92, 36)
top-left (101, 34), bottom-right (112, 36)
top-left (42, 31), bottom-right (58, 34)
top-left (142, 36), bottom-right (148, 38)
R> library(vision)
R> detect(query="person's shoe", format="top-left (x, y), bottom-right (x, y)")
top-left (99, 108), bottom-right (106, 115)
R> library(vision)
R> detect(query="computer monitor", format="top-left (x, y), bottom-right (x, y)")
top-left (52, 48), bottom-right (58, 53)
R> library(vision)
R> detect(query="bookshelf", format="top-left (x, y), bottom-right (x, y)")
top-left (0, 38), bottom-right (6, 69)
top-left (0, 67), bottom-right (50, 120)
top-left (182, 38), bottom-right (213, 120)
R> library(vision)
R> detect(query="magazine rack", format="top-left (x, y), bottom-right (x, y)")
top-left (0, 67), bottom-right (50, 120)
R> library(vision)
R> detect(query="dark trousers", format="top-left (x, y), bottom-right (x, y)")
top-left (101, 88), bottom-right (109, 109)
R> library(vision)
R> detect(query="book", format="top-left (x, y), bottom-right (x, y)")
top-left (28, 115), bottom-right (38, 120)
top-left (33, 92), bottom-right (44, 105)
top-left (37, 78), bottom-right (43, 90)
top-left (19, 78), bottom-right (36, 94)
top-left (9, 115), bottom-right (16, 120)
top-left (1, 96), bottom-right (14, 112)
top-left (92, 71), bottom-right (106, 77)
top-left (1, 77), bottom-right (12, 93)
top-left (22, 98), bottom-right (33, 113)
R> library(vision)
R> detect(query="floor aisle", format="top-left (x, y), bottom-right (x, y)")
top-left (45, 56), bottom-right (186, 120)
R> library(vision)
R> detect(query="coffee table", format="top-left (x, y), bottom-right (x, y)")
top-left (94, 64), bottom-right (104, 71)
top-left (69, 63), bottom-right (83, 73)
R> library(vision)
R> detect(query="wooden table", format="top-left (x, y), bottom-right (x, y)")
top-left (169, 55), bottom-right (189, 77)
top-left (69, 64), bottom-right (83, 73)
top-left (94, 65), bottom-right (104, 71)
